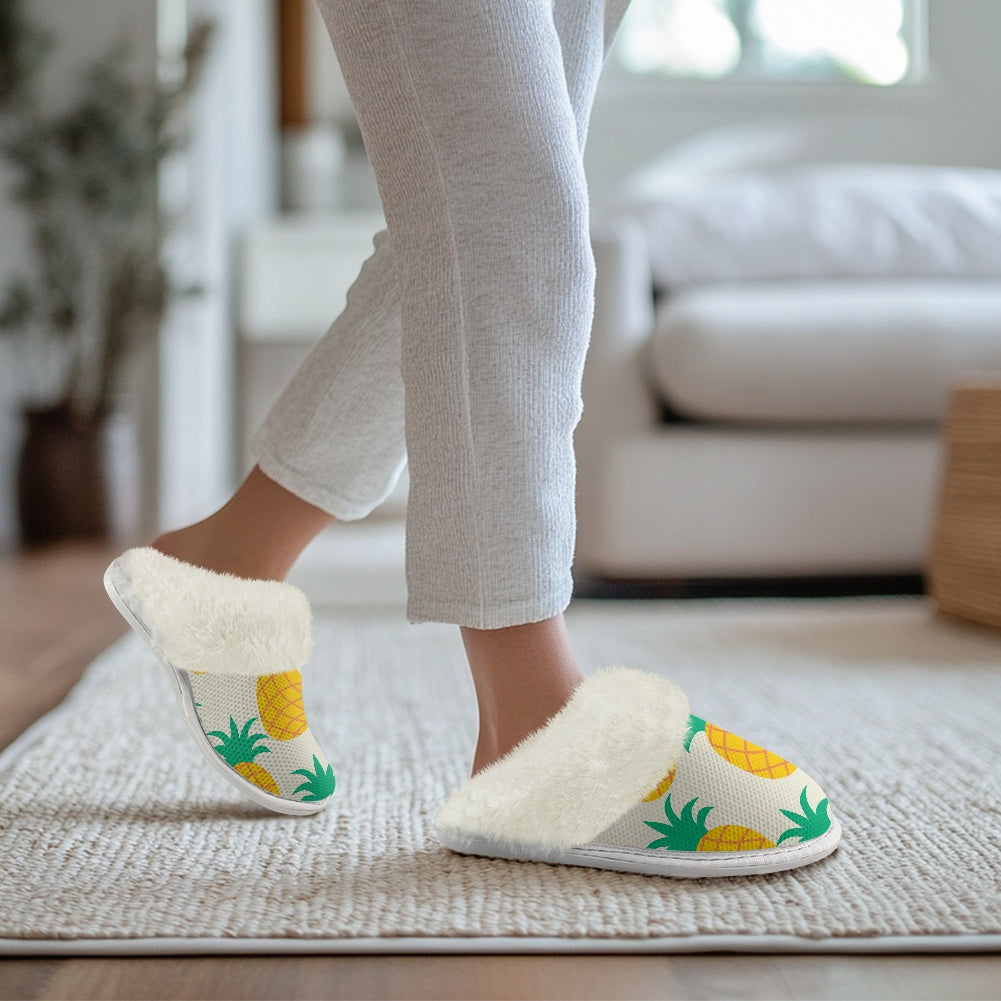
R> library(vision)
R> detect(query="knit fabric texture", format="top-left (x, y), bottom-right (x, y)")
top-left (187, 671), bottom-right (334, 805)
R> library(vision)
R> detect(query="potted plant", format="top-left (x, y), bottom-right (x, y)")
top-left (0, 0), bottom-right (212, 545)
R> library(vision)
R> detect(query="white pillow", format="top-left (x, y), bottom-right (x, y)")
top-left (620, 164), bottom-right (1001, 288)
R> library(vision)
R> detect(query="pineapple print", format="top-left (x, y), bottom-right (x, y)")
top-left (207, 716), bottom-right (281, 796)
top-left (698, 825), bottom-right (776, 852)
top-left (685, 714), bottom-right (797, 780)
top-left (292, 755), bottom-right (336, 802)
top-left (641, 765), bottom-right (677, 803)
top-left (257, 670), bottom-right (309, 741)
top-left (645, 789), bottom-right (832, 852)
top-left (777, 787), bottom-right (832, 844)
top-left (645, 794), bottom-right (776, 852)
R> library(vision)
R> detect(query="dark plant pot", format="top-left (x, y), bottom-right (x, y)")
top-left (17, 405), bottom-right (110, 546)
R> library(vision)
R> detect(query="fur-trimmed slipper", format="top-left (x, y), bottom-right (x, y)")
top-left (435, 669), bottom-right (840, 877)
top-left (103, 547), bottom-right (335, 816)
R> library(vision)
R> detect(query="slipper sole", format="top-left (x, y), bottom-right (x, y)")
top-left (436, 814), bottom-right (841, 878)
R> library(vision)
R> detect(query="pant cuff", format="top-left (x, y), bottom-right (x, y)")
top-left (252, 436), bottom-right (395, 523)
top-left (406, 591), bottom-right (572, 629)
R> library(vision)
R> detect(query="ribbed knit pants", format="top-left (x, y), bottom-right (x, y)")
top-left (251, 1), bottom-right (629, 628)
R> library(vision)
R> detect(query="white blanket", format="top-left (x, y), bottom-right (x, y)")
top-left (621, 164), bottom-right (1001, 287)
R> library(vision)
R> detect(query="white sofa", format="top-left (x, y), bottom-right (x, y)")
top-left (575, 157), bottom-right (1001, 584)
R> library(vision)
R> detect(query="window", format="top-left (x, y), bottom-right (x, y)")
top-left (614, 0), bottom-right (925, 87)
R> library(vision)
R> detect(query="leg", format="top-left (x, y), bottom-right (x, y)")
top-left (158, 0), bottom-right (630, 772)
top-left (250, 229), bottom-right (407, 522)
top-left (155, 228), bottom-right (406, 580)
top-left (247, 3), bottom-right (629, 534)
top-left (312, 0), bottom-right (624, 765)
top-left (316, 0), bottom-right (596, 626)
top-left (154, 465), bottom-right (333, 581)
top-left (457, 0), bottom-right (631, 769)
top-left (164, 0), bottom-right (629, 575)
top-left (462, 616), bottom-right (582, 773)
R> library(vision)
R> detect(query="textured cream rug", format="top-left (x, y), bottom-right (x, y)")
top-left (2, 597), bottom-right (1000, 955)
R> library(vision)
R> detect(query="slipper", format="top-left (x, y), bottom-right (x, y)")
top-left (103, 547), bottom-right (335, 816)
top-left (435, 668), bottom-right (840, 877)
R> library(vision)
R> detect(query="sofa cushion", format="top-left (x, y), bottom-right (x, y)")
top-left (622, 165), bottom-right (1001, 289)
top-left (648, 280), bottom-right (1001, 423)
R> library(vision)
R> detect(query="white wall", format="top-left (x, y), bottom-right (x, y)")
top-left (0, 0), bottom-right (159, 551)
top-left (157, 0), bottom-right (277, 532)
top-left (0, 0), bottom-right (276, 551)
top-left (585, 0), bottom-right (1001, 218)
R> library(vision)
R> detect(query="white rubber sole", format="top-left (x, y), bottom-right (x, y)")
top-left (103, 558), bottom-right (327, 817)
top-left (436, 815), bottom-right (841, 878)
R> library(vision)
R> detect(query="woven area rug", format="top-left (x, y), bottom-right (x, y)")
top-left (2, 597), bottom-right (1000, 955)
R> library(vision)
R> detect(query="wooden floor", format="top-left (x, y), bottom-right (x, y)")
top-left (0, 541), bottom-right (128, 752)
top-left (1, 542), bottom-right (998, 1001)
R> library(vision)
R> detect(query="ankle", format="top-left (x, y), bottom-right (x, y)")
top-left (150, 465), bottom-right (334, 582)
top-left (470, 684), bottom-right (578, 774)
top-left (152, 517), bottom-right (291, 582)
top-left (462, 615), bottom-right (584, 774)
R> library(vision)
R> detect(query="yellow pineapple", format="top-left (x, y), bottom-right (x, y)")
top-left (234, 761), bottom-right (281, 796)
top-left (685, 714), bottom-right (797, 779)
top-left (696, 825), bottom-right (776, 852)
top-left (257, 670), bottom-right (309, 741)
top-left (641, 765), bottom-right (677, 802)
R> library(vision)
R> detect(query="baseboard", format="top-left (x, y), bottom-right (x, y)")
top-left (572, 574), bottom-right (926, 601)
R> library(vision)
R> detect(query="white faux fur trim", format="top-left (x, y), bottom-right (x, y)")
top-left (112, 547), bottom-right (312, 676)
top-left (436, 668), bottom-right (690, 851)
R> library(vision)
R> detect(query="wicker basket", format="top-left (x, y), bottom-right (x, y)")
top-left (929, 383), bottom-right (1001, 628)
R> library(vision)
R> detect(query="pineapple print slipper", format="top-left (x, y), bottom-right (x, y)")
top-left (103, 547), bottom-right (335, 816)
top-left (435, 668), bottom-right (840, 877)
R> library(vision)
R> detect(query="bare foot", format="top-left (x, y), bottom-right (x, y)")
top-left (462, 615), bottom-right (584, 774)
top-left (151, 465), bottom-right (334, 581)
top-left (151, 520), bottom-right (276, 580)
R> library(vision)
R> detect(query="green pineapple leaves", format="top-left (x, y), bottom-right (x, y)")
top-left (645, 794), bottom-right (713, 851)
top-left (682, 714), bottom-right (707, 753)
top-left (776, 786), bottom-right (831, 844)
top-left (207, 716), bottom-right (270, 767)
top-left (291, 755), bottom-right (336, 802)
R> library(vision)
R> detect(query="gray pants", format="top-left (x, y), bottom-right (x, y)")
top-left (252, 1), bottom-right (629, 628)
